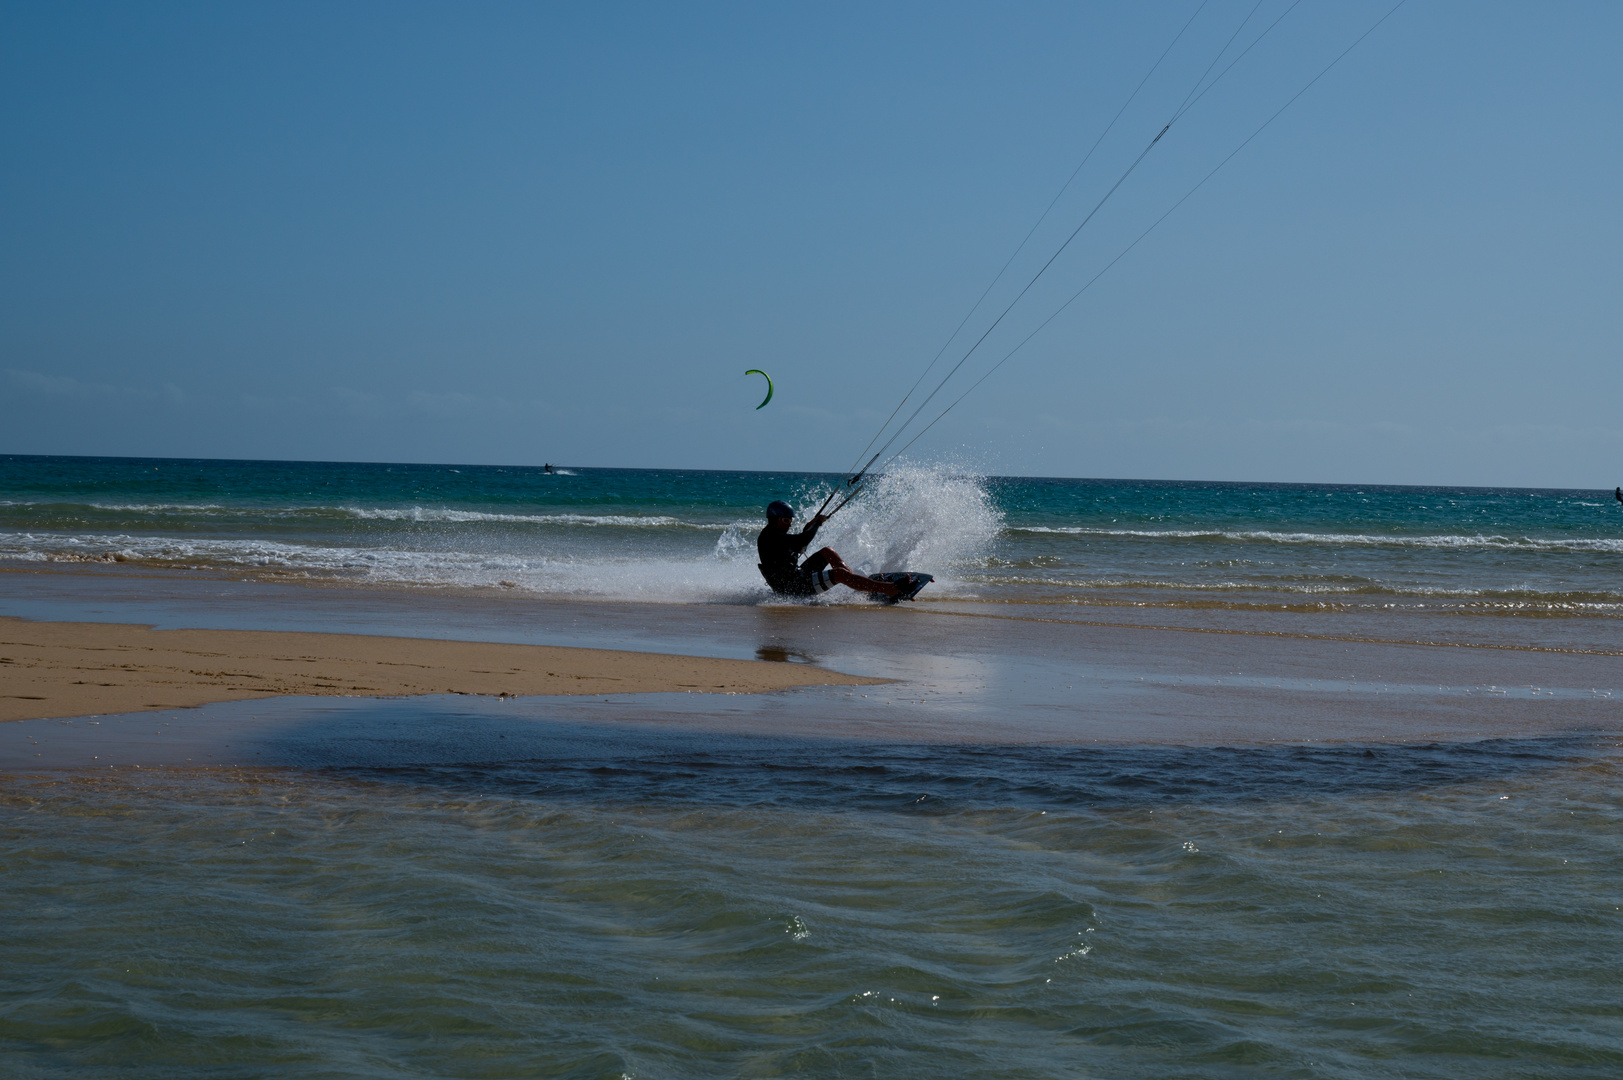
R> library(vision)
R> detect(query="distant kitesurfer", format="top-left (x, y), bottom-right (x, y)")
top-left (1616, 486), bottom-right (1622, 506)
top-left (544, 463), bottom-right (555, 474)
top-left (757, 501), bottom-right (903, 599)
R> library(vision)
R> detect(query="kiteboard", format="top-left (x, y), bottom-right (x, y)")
top-left (870, 571), bottom-right (932, 603)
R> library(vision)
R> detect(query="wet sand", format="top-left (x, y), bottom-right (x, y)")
top-left (0, 568), bottom-right (1620, 748)
top-left (0, 614), bottom-right (884, 723)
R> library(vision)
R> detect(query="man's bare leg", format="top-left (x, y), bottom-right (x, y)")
top-left (804, 547), bottom-right (899, 598)
top-left (831, 567), bottom-right (900, 598)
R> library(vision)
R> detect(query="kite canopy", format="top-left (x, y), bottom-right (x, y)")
top-left (744, 369), bottom-right (773, 409)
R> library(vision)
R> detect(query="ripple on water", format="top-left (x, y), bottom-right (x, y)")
top-left (2, 735), bottom-right (1622, 1078)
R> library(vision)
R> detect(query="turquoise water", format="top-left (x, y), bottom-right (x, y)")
top-left (3, 454), bottom-right (1621, 619)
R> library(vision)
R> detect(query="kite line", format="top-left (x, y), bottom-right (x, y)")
top-left (832, 0), bottom-right (1214, 505)
top-left (822, 0), bottom-right (1405, 519)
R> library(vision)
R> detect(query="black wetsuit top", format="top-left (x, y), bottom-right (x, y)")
top-left (757, 520), bottom-right (821, 593)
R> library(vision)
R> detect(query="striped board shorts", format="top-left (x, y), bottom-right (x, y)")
top-left (800, 567), bottom-right (836, 594)
top-left (762, 564), bottom-right (836, 596)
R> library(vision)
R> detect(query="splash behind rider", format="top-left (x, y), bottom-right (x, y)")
top-left (756, 500), bottom-right (900, 599)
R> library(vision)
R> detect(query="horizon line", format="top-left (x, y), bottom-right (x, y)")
top-left (0, 451), bottom-right (1614, 496)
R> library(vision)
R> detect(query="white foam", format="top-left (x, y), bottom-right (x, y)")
top-left (0, 501), bottom-right (236, 514)
top-left (0, 530), bottom-right (771, 602)
top-left (713, 462), bottom-right (1003, 589)
top-left (338, 507), bottom-right (722, 528)
top-left (0, 463), bottom-right (1005, 604)
top-left (0, 501), bottom-right (739, 529)
top-left (1008, 526), bottom-right (1623, 554)
top-left (968, 571), bottom-right (1623, 602)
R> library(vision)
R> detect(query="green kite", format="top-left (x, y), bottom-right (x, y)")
top-left (745, 369), bottom-right (773, 409)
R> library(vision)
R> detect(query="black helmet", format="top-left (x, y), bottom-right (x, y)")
top-left (766, 500), bottom-right (794, 520)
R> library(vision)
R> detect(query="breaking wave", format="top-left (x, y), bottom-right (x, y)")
top-left (5, 461), bottom-right (1620, 616)
top-left (1010, 526), bottom-right (1623, 554)
top-left (0, 464), bottom-right (1005, 605)
top-left (0, 501), bottom-right (732, 529)
top-left (341, 508), bottom-right (722, 528)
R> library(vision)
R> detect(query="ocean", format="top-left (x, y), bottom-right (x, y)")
top-left (3, 453), bottom-right (1621, 1078)
top-left (3, 453), bottom-right (1621, 625)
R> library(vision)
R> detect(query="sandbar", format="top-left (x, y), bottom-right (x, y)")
top-left (0, 616), bottom-right (885, 722)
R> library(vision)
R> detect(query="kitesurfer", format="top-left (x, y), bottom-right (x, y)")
top-left (1615, 486), bottom-right (1622, 506)
top-left (757, 501), bottom-right (902, 599)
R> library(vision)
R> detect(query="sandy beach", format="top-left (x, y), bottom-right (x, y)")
top-left (2, 569), bottom-right (1619, 749)
top-left (0, 614), bottom-right (884, 723)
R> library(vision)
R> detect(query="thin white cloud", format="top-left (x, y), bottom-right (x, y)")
top-left (6, 369), bottom-right (187, 405)
top-left (6, 368), bottom-right (122, 397)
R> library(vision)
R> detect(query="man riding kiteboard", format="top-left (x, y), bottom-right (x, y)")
top-left (756, 500), bottom-right (915, 600)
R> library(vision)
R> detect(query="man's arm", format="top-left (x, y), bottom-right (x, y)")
top-left (789, 514), bottom-right (827, 554)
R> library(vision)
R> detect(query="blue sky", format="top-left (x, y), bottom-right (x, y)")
top-left (2, 1), bottom-right (1619, 487)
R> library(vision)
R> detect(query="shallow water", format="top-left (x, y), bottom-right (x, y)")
top-left (5, 726), bottom-right (1622, 1079)
top-left (5, 454), bottom-right (1623, 1076)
